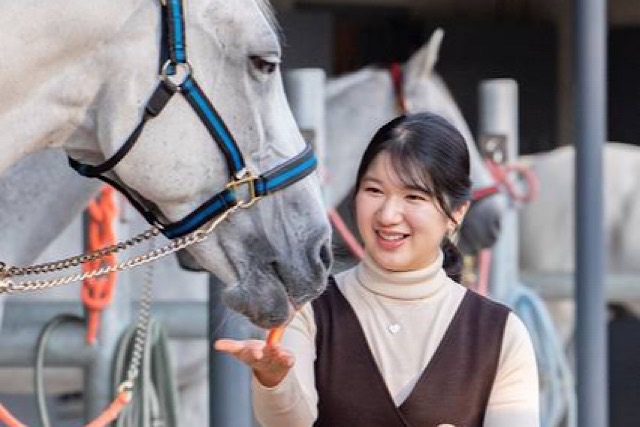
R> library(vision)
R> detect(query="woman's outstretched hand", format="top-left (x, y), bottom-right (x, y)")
top-left (214, 339), bottom-right (295, 388)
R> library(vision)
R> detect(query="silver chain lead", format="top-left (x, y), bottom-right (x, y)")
top-left (125, 240), bottom-right (156, 385)
top-left (0, 205), bottom-right (240, 295)
top-left (1, 228), bottom-right (161, 278)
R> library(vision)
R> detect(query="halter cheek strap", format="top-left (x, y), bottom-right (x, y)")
top-left (68, 0), bottom-right (318, 239)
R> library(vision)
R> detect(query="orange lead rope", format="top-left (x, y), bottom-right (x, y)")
top-left (85, 390), bottom-right (132, 427)
top-left (0, 389), bottom-right (131, 427)
top-left (0, 189), bottom-right (130, 427)
top-left (81, 186), bottom-right (118, 344)
top-left (0, 403), bottom-right (27, 427)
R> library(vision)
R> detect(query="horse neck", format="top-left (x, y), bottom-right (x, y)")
top-left (425, 75), bottom-right (496, 188)
top-left (0, 0), bottom-right (146, 173)
top-left (0, 150), bottom-right (100, 265)
top-left (324, 68), bottom-right (398, 206)
top-left (326, 68), bottom-right (397, 157)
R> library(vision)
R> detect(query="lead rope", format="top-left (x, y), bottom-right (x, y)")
top-left (0, 204), bottom-right (240, 295)
top-left (112, 245), bottom-right (180, 427)
top-left (82, 186), bottom-right (119, 344)
top-left (0, 206), bottom-right (240, 426)
top-left (30, 243), bottom-right (160, 427)
top-left (0, 404), bottom-right (25, 427)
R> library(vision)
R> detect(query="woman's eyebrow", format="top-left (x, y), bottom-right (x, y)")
top-left (400, 180), bottom-right (435, 195)
top-left (360, 176), bottom-right (383, 184)
top-left (405, 184), bottom-right (428, 192)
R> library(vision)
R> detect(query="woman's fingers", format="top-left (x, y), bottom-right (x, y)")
top-left (214, 339), bottom-right (294, 387)
top-left (214, 338), bottom-right (246, 353)
top-left (214, 339), bottom-right (266, 365)
top-left (214, 339), bottom-right (294, 368)
top-left (214, 339), bottom-right (264, 354)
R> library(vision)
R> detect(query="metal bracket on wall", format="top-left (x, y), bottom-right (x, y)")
top-left (479, 133), bottom-right (508, 164)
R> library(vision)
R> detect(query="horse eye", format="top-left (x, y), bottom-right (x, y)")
top-left (250, 55), bottom-right (278, 75)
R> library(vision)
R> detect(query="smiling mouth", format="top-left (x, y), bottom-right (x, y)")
top-left (375, 231), bottom-right (410, 250)
top-left (376, 231), bottom-right (409, 241)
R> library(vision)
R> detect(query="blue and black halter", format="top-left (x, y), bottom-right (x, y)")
top-left (68, 0), bottom-right (317, 239)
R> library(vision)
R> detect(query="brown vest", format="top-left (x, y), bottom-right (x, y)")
top-left (312, 278), bottom-right (510, 427)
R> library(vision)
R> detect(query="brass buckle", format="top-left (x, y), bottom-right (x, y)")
top-left (226, 171), bottom-right (261, 208)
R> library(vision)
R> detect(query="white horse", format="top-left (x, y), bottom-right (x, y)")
top-left (519, 142), bottom-right (640, 348)
top-left (1, 1), bottom-right (329, 424)
top-left (324, 30), bottom-right (507, 255)
top-left (0, 0), bottom-right (332, 328)
top-left (520, 142), bottom-right (640, 274)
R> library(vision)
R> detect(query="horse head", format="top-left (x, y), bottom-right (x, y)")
top-left (1, 0), bottom-right (332, 328)
top-left (389, 30), bottom-right (507, 253)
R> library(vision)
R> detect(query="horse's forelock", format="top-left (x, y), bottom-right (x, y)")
top-left (254, 0), bottom-right (284, 45)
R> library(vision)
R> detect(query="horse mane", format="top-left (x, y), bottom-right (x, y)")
top-left (326, 67), bottom-right (381, 100)
top-left (255, 0), bottom-right (284, 44)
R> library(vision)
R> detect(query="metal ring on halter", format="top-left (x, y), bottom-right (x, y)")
top-left (226, 170), bottom-right (262, 208)
top-left (160, 60), bottom-right (193, 91)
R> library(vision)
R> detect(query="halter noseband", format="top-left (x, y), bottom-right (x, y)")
top-left (68, 0), bottom-right (317, 239)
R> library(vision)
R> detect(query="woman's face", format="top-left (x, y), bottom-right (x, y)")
top-left (355, 152), bottom-right (467, 272)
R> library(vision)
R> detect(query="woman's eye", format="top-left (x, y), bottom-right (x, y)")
top-left (406, 193), bottom-right (427, 202)
top-left (364, 187), bottom-right (382, 194)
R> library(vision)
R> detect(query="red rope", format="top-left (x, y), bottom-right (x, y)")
top-left (81, 186), bottom-right (118, 344)
top-left (85, 391), bottom-right (131, 427)
top-left (484, 160), bottom-right (540, 203)
top-left (0, 404), bottom-right (27, 427)
top-left (389, 63), bottom-right (408, 114)
top-left (327, 208), bottom-right (365, 260)
top-left (0, 391), bottom-right (131, 427)
top-left (0, 186), bottom-right (131, 427)
top-left (474, 249), bottom-right (492, 296)
top-left (472, 184), bottom-right (501, 202)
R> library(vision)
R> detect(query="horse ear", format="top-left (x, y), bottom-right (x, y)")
top-left (406, 28), bottom-right (445, 82)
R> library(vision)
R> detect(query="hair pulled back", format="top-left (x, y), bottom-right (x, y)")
top-left (354, 112), bottom-right (471, 282)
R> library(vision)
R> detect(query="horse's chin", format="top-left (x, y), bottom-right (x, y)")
top-left (221, 264), bottom-right (293, 329)
top-left (182, 212), bottom-right (333, 329)
top-left (175, 249), bottom-right (207, 272)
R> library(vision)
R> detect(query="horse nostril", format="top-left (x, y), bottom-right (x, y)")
top-left (319, 240), bottom-right (333, 270)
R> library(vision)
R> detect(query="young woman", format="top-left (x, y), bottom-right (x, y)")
top-left (216, 112), bottom-right (540, 427)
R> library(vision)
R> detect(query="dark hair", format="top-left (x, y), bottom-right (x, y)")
top-left (354, 112), bottom-right (471, 282)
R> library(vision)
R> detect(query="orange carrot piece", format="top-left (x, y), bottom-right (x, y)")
top-left (266, 326), bottom-right (285, 346)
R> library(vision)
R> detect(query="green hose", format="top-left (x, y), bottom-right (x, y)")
top-left (113, 318), bottom-right (181, 427)
top-left (35, 316), bottom-right (181, 427)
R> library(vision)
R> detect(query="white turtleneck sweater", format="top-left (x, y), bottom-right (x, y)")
top-left (252, 253), bottom-right (540, 427)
